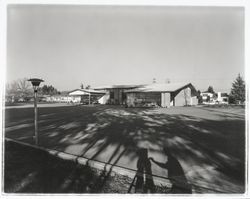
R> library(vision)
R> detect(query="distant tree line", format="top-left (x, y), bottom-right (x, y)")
top-left (5, 78), bottom-right (60, 103)
top-left (38, 85), bottom-right (60, 95)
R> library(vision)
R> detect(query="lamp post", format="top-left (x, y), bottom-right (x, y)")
top-left (28, 78), bottom-right (44, 145)
top-left (89, 92), bottom-right (91, 105)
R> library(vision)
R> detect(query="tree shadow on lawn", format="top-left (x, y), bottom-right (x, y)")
top-left (4, 140), bottom-right (132, 193)
top-left (5, 105), bottom-right (245, 193)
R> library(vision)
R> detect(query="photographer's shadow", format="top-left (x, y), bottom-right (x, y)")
top-left (129, 148), bottom-right (156, 193)
top-left (149, 148), bottom-right (192, 194)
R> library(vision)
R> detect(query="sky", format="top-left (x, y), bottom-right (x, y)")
top-left (7, 5), bottom-right (244, 92)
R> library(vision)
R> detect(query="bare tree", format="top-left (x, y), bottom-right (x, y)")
top-left (6, 78), bottom-right (33, 101)
top-left (17, 78), bottom-right (32, 96)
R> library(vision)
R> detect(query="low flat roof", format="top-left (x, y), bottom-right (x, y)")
top-left (69, 89), bottom-right (106, 96)
top-left (94, 84), bottom-right (143, 90)
top-left (125, 83), bottom-right (196, 93)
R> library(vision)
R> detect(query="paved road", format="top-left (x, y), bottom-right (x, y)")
top-left (4, 105), bottom-right (245, 193)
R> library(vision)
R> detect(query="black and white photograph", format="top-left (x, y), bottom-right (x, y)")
top-left (1, 0), bottom-right (249, 197)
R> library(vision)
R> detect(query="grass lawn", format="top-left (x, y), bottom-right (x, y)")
top-left (4, 104), bottom-right (246, 193)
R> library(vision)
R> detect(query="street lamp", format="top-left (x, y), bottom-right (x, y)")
top-left (28, 78), bottom-right (44, 145)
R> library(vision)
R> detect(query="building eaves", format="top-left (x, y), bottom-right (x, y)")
top-left (125, 83), bottom-right (195, 93)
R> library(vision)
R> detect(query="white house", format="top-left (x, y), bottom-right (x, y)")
top-left (200, 92), bottom-right (214, 103)
top-left (45, 95), bottom-right (75, 103)
top-left (68, 89), bottom-right (106, 104)
top-left (200, 91), bottom-right (228, 104)
top-left (216, 92), bottom-right (229, 104)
